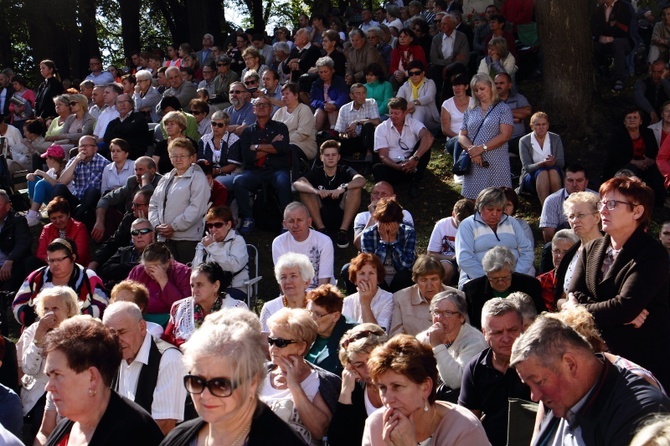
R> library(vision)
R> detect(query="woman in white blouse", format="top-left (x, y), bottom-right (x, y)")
top-left (101, 138), bottom-right (134, 194)
top-left (440, 73), bottom-right (475, 183)
top-left (518, 111), bottom-right (565, 204)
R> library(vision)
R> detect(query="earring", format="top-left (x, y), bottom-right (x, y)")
top-left (88, 388), bottom-right (96, 397)
top-left (424, 400), bottom-right (429, 412)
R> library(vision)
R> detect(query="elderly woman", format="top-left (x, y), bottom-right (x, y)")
top-left (36, 196), bottom-right (90, 266)
top-left (320, 30), bottom-right (347, 77)
top-left (390, 254), bottom-right (458, 336)
top-left (648, 6), bottom-right (670, 63)
top-left (16, 287), bottom-right (79, 436)
top-left (149, 137), bottom-right (210, 263)
top-left (26, 144), bottom-right (66, 227)
top-left (163, 262), bottom-right (247, 348)
top-left (456, 186), bottom-right (534, 288)
top-left (58, 93), bottom-right (96, 145)
top-left (192, 206), bottom-right (249, 298)
top-left (43, 316), bottom-right (163, 445)
top-left (650, 101), bottom-right (670, 148)
top-left (241, 47), bottom-right (269, 84)
top-left (34, 60), bottom-right (64, 120)
top-left (328, 324), bottom-right (387, 446)
top-left (362, 334), bottom-right (489, 445)
top-left (458, 74), bottom-right (514, 200)
top-left (274, 82), bottom-right (317, 161)
top-left (519, 112), bottom-right (565, 203)
top-left (153, 111), bottom-right (196, 174)
top-left (361, 197), bottom-right (416, 293)
top-left (133, 69), bottom-right (161, 123)
top-left (260, 252), bottom-right (315, 332)
top-left (417, 291), bottom-right (488, 402)
top-left (310, 56), bottom-right (349, 133)
top-left (160, 309), bottom-right (304, 445)
top-left (462, 246), bottom-right (543, 330)
top-left (305, 284), bottom-right (357, 376)
top-left (262, 307), bottom-right (341, 445)
top-left (44, 95), bottom-right (71, 142)
top-left (342, 252), bottom-right (394, 333)
top-left (567, 177), bottom-right (670, 389)
top-left (396, 60), bottom-right (440, 134)
top-left (101, 138), bottom-right (135, 194)
top-left (536, 229), bottom-right (580, 312)
top-left (127, 242), bottom-right (191, 326)
top-left (477, 37), bottom-right (518, 81)
top-left (390, 28), bottom-right (428, 90)
top-left (197, 110), bottom-right (242, 189)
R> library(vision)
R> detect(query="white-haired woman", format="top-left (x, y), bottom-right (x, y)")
top-left (259, 252), bottom-right (315, 332)
top-left (133, 69), bottom-right (161, 123)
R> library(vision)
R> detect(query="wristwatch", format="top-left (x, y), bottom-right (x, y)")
top-left (410, 155), bottom-right (420, 162)
top-left (482, 144), bottom-right (488, 153)
top-left (340, 183), bottom-right (348, 191)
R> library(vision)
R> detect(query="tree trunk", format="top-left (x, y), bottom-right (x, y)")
top-left (119, 0), bottom-right (142, 58)
top-left (187, 0), bottom-right (223, 49)
top-left (153, 0), bottom-right (190, 45)
top-left (536, 0), bottom-right (594, 138)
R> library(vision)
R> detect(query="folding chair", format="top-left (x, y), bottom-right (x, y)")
top-left (243, 243), bottom-right (263, 309)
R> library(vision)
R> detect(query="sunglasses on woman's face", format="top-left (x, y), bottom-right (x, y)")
top-left (211, 122), bottom-right (226, 128)
top-left (131, 228), bottom-right (153, 236)
top-left (206, 222), bottom-right (226, 229)
top-left (183, 375), bottom-right (237, 398)
top-left (267, 337), bottom-right (297, 348)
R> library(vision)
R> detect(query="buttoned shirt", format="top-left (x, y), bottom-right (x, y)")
top-left (334, 99), bottom-right (380, 134)
top-left (441, 31), bottom-right (456, 60)
top-left (85, 71), bottom-right (116, 86)
top-left (66, 153), bottom-right (109, 198)
top-left (93, 105), bottom-right (119, 139)
top-left (374, 115), bottom-right (426, 161)
top-left (361, 223), bottom-right (416, 272)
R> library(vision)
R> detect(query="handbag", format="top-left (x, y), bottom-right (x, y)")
top-left (452, 102), bottom-right (499, 176)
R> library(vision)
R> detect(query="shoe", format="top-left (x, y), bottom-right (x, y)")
top-left (612, 80), bottom-right (624, 92)
top-left (316, 227), bottom-right (328, 235)
top-left (26, 212), bottom-right (40, 227)
top-left (239, 217), bottom-right (255, 235)
top-left (453, 174), bottom-right (463, 184)
top-left (336, 230), bottom-right (349, 248)
top-left (410, 183), bottom-right (421, 198)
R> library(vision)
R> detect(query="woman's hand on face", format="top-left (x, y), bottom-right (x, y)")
top-left (278, 355), bottom-right (310, 389)
top-left (425, 321), bottom-right (446, 348)
top-left (357, 279), bottom-right (376, 304)
top-left (201, 231), bottom-right (216, 247)
top-left (382, 407), bottom-right (416, 446)
top-left (35, 311), bottom-right (58, 342)
top-left (341, 364), bottom-right (359, 396)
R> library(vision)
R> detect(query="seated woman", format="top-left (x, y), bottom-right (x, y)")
top-left (328, 324), bottom-right (387, 446)
top-left (26, 144), bottom-right (66, 227)
top-left (390, 254), bottom-right (457, 336)
top-left (519, 112), bottom-right (565, 204)
top-left (441, 74), bottom-right (475, 168)
top-left (161, 308), bottom-right (305, 446)
top-left (109, 279), bottom-right (163, 339)
top-left (274, 82), bottom-right (317, 163)
top-left (100, 138), bottom-right (135, 195)
top-left (361, 197), bottom-right (416, 294)
top-left (605, 106), bottom-right (665, 206)
top-left (536, 229), bottom-right (579, 312)
top-left (13, 238), bottom-right (107, 328)
top-left (259, 252), bottom-right (314, 332)
top-left (196, 110), bottom-right (242, 190)
top-left (127, 242), bottom-right (191, 327)
top-left (477, 37), bottom-right (518, 82)
top-left (22, 119), bottom-right (52, 161)
top-left (57, 93), bottom-right (96, 145)
top-left (342, 252), bottom-right (394, 333)
top-left (36, 197), bottom-right (90, 266)
top-left (396, 60), bottom-right (440, 134)
top-left (305, 284), bottom-right (357, 376)
top-left (192, 206), bottom-right (249, 299)
top-left (417, 290), bottom-right (488, 403)
top-left (310, 56), bottom-right (349, 133)
top-left (364, 63), bottom-right (394, 119)
top-left (390, 28), bottom-right (427, 91)
top-left (648, 6), bottom-right (670, 64)
top-left (163, 262), bottom-right (247, 348)
top-left (363, 334), bottom-right (489, 445)
top-left (463, 246), bottom-right (544, 330)
top-left (44, 95), bottom-right (71, 142)
top-left (261, 307), bottom-right (341, 445)
top-left (42, 316), bottom-right (163, 445)
top-left (241, 47), bottom-right (269, 86)
top-left (152, 111), bottom-right (197, 174)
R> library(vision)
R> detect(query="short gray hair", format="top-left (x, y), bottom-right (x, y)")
top-left (430, 290), bottom-right (467, 318)
top-left (507, 292), bottom-right (537, 324)
top-left (102, 301), bottom-right (144, 323)
top-left (481, 297), bottom-right (521, 332)
top-left (482, 246), bottom-right (516, 273)
top-left (211, 110), bottom-right (230, 124)
top-left (552, 229), bottom-right (579, 248)
top-left (315, 56), bottom-right (334, 69)
top-left (366, 27), bottom-right (381, 38)
top-left (284, 201), bottom-right (310, 219)
top-left (274, 252), bottom-right (315, 283)
top-left (131, 218), bottom-right (151, 230)
top-left (135, 69), bottom-right (152, 81)
top-left (475, 187), bottom-right (506, 212)
top-left (273, 42), bottom-right (290, 54)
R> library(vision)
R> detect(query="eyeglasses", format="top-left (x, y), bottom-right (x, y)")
top-left (206, 222), bottom-right (226, 229)
top-left (230, 90), bottom-right (245, 94)
top-left (597, 200), bottom-right (636, 211)
top-left (267, 337), bottom-right (297, 348)
top-left (308, 309), bottom-right (333, 319)
top-left (183, 375), bottom-right (237, 398)
top-left (245, 80), bottom-right (259, 85)
top-left (217, 63), bottom-right (229, 67)
top-left (341, 330), bottom-right (381, 349)
top-left (398, 139), bottom-right (411, 152)
top-left (46, 255), bottom-right (70, 265)
top-left (408, 70), bottom-right (422, 76)
top-left (131, 201), bottom-right (147, 208)
top-left (566, 212), bottom-right (597, 221)
top-left (131, 228), bottom-right (153, 236)
top-left (430, 309), bottom-right (460, 318)
top-left (169, 154), bottom-right (191, 160)
top-left (211, 122), bottom-right (226, 128)
top-left (192, 110), bottom-right (205, 115)
top-left (69, 101), bottom-right (78, 106)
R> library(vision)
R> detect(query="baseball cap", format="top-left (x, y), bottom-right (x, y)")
top-left (41, 145), bottom-right (65, 159)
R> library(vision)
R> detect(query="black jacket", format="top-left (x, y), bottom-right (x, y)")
top-left (103, 111), bottom-right (151, 160)
top-left (35, 77), bottom-right (64, 119)
top-left (0, 212), bottom-right (31, 264)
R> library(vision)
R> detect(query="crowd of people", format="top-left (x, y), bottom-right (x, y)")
top-left (2, 0), bottom-right (670, 444)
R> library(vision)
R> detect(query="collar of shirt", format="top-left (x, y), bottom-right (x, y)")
top-left (130, 332), bottom-right (153, 367)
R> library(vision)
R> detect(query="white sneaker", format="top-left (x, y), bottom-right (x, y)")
top-left (453, 175), bottom-right (464, 184)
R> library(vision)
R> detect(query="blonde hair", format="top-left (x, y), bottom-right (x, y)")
top-left (267, 308), bottom-right (318, 355)
top-left (35, 286), bottom-right (80, 319)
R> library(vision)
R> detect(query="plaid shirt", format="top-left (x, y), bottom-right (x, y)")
top-left (334, 99), bottom-right (380, 134)
top-left (67, 153), bottom-right (109, 199)
top-left (361, 223), bottom-right (416, 271)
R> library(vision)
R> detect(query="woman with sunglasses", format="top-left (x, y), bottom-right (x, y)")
top-left (566, 177), bottom-right (670, 389)
top-left (197, 110), bottom-right (242, 189)
top-left (327, 323), bottom-right (386, 446)
top-left (261, 307), bottom-right (341, 445)
top-left (162, 262), bottom-right (246, 348)
top-left (396, 60), bottom-right (440, 134)
top-left (192, 206), bottom-right (249, 299)
top-left (160, 309), bottom-right (304, 446)
top-left (54, 93), bottom-right (95, 145)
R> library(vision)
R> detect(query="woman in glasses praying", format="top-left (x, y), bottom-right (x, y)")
top-left (160, 308), bottom-right (304, 446)
top-left (567, 176), bottom-right (670, 390)
top-left (261, 307), bottom-right (341, 445)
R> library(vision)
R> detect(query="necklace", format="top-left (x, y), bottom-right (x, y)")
top-left (205, 423), bottom-right (251, 446)
top-left (282, 295), bottom-right (305, 308)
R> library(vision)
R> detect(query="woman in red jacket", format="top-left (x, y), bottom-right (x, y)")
top-left (36, 197), bottom-right (90, 266)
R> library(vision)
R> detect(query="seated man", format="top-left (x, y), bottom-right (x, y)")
top-left (293, 140), bottom-right (366, 248)
top-left (430, 13), bottom-right (469, 102)
top-left (93, 83), bottom-right (122, 143)
top-left (512, 315), bottom-right (670, 445)
top-left (459, 298), bottom-right (530, 446)
top-left (99, 218), bottom-right (155, 288)
top-left (372, 97), bottom-right (434, 198)
top-left (634, 59), bottom-right (670, 125)
top-left (102, 301), bottom-right (186, 435)
top-left (333, 83), bottom-right (381, 160)
top-left (224, 81), bottom-right (256, 137)
top-left (272, 201), bottom-right (334, 290)
top-left (285, 28), bottom-right (322, 92)
top-left (52, 135), bottom-right (110, 228)
top-left (158, 66), bottom-right (197, 114)
top-left (233, 96), bottom-right (291, 235)
top-left (0, 190), bottom-right (31, 291)
top-left (103, 93), bottom-right (150, 159)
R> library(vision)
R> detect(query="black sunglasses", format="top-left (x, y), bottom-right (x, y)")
top-left (408, 70), bottom-right (422, 76)
top-left (183, 374), bottom-right (237, 398)
top-left (69, 101), bottom-right (78, 106)
top-left (131, 228), bottom-right (153, 236)
top-left (245, 80), bottom-right (259, 85)
top-left (267, 337), bottom-right (297, 348)
top-left (217, 63), bottom-right (229, 67)
top-left (206, 222), bottom-right (226, 229)
top-left (211, 122), bottom-right (226, 128)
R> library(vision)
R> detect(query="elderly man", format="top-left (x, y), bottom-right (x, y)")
top-left (196, 33), bottom-right (215, 66)
top-left (224, 81), bottom-right (256, 136)
top-left (133, 69), bottom-right (161, 123)
top-left (233, 96), bottom-right (291, 234)
top-left (272, 201), bottom-right (334, 290)
top-left (85, 56), bottom-right (115, 86)
top-left (103, 301), bottom-right (186, 435)
top-left (345, 28), bottom-right (388, 85)
top-left (333, 83), bottom-right (381, 160)
top-left (512, 315), bottom-right (670, 446)
top-left (103, 93), bottom-right (150, 159)
top-left (209, 55), bottom-right (239, 110)
top-left (372, 97), bottom-right (434, 197)
top-left (459, 298), bottom-right (529, 446)
top-left (53, 135), bottom-right (110, 226)
top-left (93, 83), bottom-right (122, 141)
top-left (430, 13), bottom-right (469, 101)
top-left (99, 218), bottom-right (154, 286)
top-left (286, 28), bottom-right (322, 85)
top-left (635, 59), bottom-right (670, 125)
top-left (89, 85), bottom-right (105, 120)
top-left (158, 66), bottom-right (197, 113)
top-left (0, 190), bottom-right (30, 290)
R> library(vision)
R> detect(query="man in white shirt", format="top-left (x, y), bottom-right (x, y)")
top-left (359, 8), bottom-right (380, 32)
top-left (93, 83), bottom-right (122, 142)
top-left (429, 13), bottom-right (469, 102)
top-left (334, 83), bottom-right (381, 160)
top-left (102, 301), bottom-right (186, 435)
top-left (272, 201), bottom-right (334, 290)
top-left (85, 56), bottom-right (116, 86)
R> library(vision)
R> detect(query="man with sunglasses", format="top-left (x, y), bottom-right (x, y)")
top-left (99, 218), bottom-right (155, 287)
top-left (209, 55), bottom-right (239, 110)
top-left (224, 81), bottom-right (256, 137)
top-left (103, 301), bottom-right (186, 435)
